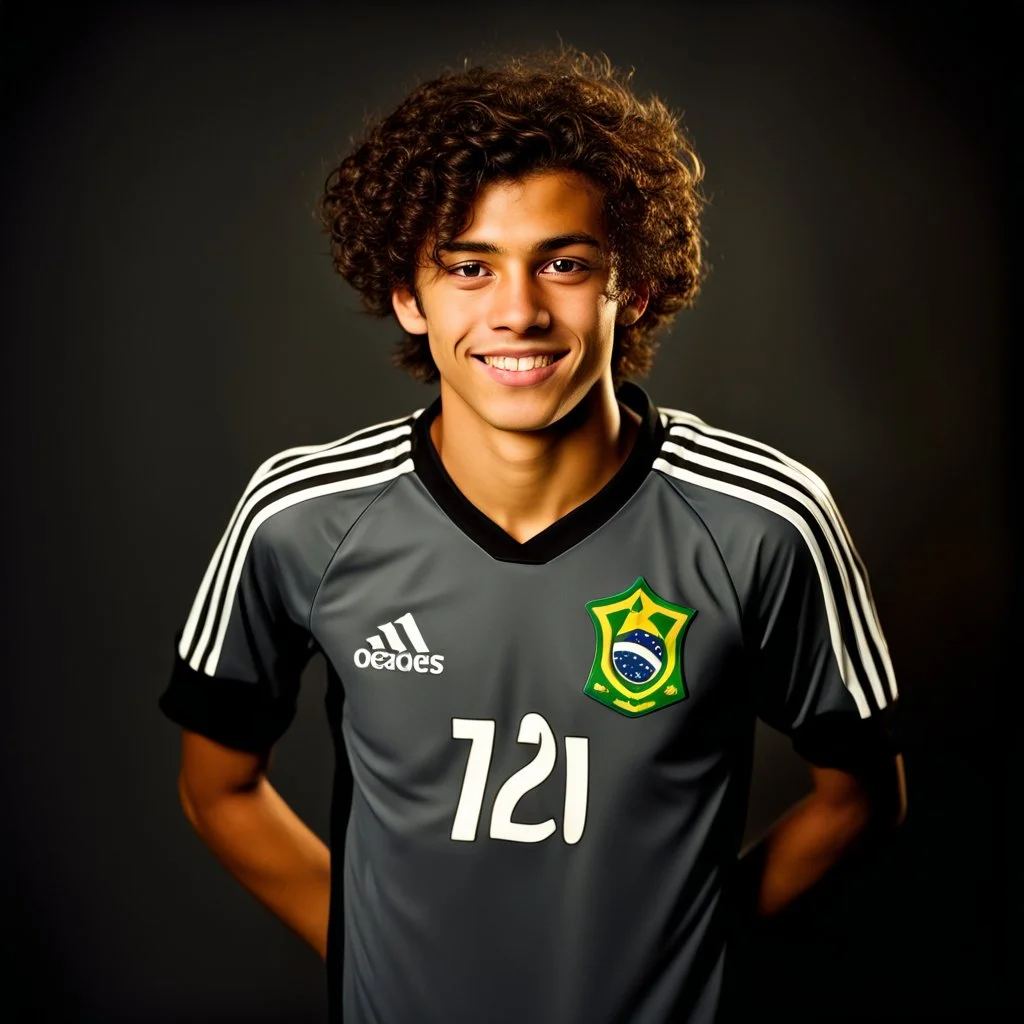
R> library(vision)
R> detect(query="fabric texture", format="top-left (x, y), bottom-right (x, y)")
top-left (160, 384), bottom-right (899, 1024)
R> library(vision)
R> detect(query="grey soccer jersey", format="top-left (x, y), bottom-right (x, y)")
top-left (160, 383), bottom-right (899, 1024)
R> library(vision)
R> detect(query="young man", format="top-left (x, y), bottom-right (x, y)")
top-left (160, 49), bottom-right (906, 1024)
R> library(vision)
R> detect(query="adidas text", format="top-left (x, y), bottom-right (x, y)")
top-left (355, 613), bottom-right (444, 674)
top-left (353, 649), bottom-right (445, 674)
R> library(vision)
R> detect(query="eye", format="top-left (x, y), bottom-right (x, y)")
top-left (543, 258), bottom-right (588, 275)
top-left (450, 262), bottom-right (490, 278)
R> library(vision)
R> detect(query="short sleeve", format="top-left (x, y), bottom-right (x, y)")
top-left (159, 475), bottom-right (317, 753)
top-left (751, 489), bottom-right (900, 771)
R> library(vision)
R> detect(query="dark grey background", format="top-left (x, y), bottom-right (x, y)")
top-left (1, 2), bottom-right (1013, 1021)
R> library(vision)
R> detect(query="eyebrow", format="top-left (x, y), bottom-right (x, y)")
top-left (435, 232), bottom-right (604, 256)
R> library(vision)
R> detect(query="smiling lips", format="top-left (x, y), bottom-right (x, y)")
top-left (481, 354), bottom-right (555, 371)
top-left (474, 351), bottom-right (567, 386)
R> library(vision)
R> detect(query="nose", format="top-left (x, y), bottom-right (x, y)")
top-left (486, 268), bottom-right (551, 334)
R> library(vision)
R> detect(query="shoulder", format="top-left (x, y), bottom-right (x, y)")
top-left (240, 409), bottom-right (422, 555)
top-left (651, 403), bottom-right (842, 556)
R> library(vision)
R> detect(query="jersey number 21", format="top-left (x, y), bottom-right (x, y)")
top-left (450, 713), bottom-right (589, 844)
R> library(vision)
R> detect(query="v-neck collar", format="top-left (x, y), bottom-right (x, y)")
top-left (411, 382), bottom-right (664, 564)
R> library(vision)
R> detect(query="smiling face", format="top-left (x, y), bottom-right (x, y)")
top-left (392, 170), bottom-right (647, 436)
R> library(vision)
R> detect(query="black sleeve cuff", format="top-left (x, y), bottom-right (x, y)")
top-left (159, 653), bottom-right (297, 754)
top-left (790, 703), bottom-right (901, 771)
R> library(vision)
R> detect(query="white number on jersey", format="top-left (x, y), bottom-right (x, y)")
top-left (450, 714), bottom-right (589, 844)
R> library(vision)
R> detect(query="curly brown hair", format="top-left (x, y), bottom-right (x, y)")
top-left (317, 47), bottom-right (705, 383)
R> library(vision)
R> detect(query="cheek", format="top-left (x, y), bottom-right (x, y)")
top-left (425, 307), bottom-right (480, 368)
top-left (579, 294), bottom-right (620, 343)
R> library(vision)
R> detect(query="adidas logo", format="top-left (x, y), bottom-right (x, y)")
top-left (353, 612), bottom-right (445, 675)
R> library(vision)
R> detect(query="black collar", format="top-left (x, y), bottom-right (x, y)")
top-left (411, 382), bottom-right (664, 564)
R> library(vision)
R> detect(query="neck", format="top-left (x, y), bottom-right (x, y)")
top-left (430, 379), bottom-right (641, 543)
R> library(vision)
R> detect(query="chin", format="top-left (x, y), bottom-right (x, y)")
top-left (475, 390), bottom-right (575, 434)
top-left (481, 410), bottom-right (559, 435)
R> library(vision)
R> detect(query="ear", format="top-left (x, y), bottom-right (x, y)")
top-left (616, 283), bottom-right (650, 327)
top-left (392, 286), bottom-right (428, 334)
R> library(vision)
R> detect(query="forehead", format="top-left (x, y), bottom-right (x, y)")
top-left (454, 170), bottom-right (607, 245)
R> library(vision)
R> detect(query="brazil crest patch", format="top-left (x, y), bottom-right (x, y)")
top-left (584, 578), bottom-right (696, 717)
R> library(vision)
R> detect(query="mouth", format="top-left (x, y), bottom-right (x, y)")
top-left (472, 350), bottom-right (569, 388)
top-left (473, 352), bottom-right (568, 372)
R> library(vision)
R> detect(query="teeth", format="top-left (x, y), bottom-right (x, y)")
top-left (482, 355), bottom-right (555, 370)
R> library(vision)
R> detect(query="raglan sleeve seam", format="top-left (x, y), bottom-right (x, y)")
top-left (307, 476), bottom-right (409, 634)
top-left (651, 468), bottom-right (750, 654)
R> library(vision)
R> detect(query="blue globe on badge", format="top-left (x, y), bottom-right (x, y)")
top-left (612, 628), bottom-right (664, 685)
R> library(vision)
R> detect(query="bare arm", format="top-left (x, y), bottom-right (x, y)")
top-left (177, 729), bottom-right (331, 959)
top-left (743, 752), bottom-right (907, 918)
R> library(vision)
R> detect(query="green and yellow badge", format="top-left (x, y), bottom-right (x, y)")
top-left (584, 577), bottom-right (696, 717)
